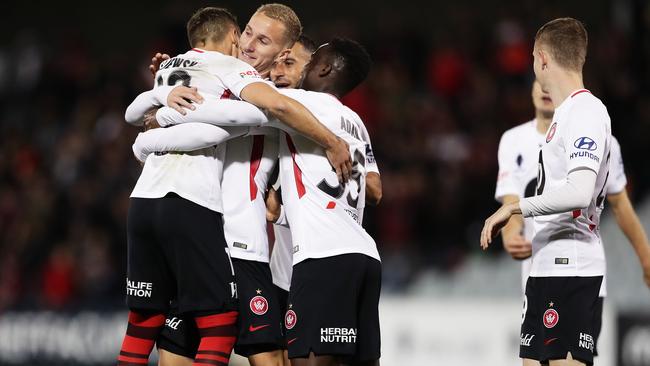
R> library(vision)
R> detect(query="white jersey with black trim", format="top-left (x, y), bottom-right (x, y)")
top-left (274, 88), bottom-right (380, 265)
top-left (496, 119), bottom-right (625, 295)
top-left (130, 48), bottom-right (263, 212)
top-left (269, 113), bottom-right (380, 290)
top-left (529, 89), bottom-right (611, 278)
top-left (222, 129), bottom-right (279, 262)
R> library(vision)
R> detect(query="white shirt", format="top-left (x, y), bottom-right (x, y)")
top-left (222, 130), bottom-right (279, 262)
top-left (269, 115), bottom-right (380, 290)
top-left (496, 117), bottom-right (625, 294)
top-left (274, 89), bottom-right (380, 265)
top-left (128, 49), bottom-right (264, 212)
top-left (528, 89), bottom-right (611, 277)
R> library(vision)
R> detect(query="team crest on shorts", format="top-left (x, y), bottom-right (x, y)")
top-left (546, 122), bottom-right (557, 143)
top-left (543, 308), bottom-right (559, 328)
top-left (250, 295), bottom-right (269, 315)
top-left (285, 309), bottom-right (297, 329)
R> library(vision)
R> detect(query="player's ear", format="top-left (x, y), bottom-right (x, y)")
top-left (538, 49), bottom-right (549, 70)
top-left (318, 63), bottom-right (332, 77)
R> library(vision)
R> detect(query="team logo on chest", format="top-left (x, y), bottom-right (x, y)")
top-left (543, 302), bottom-right (559, 328)
top-left (250, 289), bottom-right (269, 315)
top-left (285, 306), bottom-right (297, 330)
top-left (546, 122), bottom-right (557, 143)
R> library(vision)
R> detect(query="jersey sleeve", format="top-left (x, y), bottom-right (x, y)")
top-left (358, 119), bottom-right (379, 174)
top-left (494, 132), bottom-right (520, 202)
top-left (216, 58), bottom-right (267, 98)
top-left (155, 99), bottom-right (270, 127)
top-left (564, 103), bottom-right (610, 174)
top-left (606, 135), bottom-right (627, 194)
top-left (131, 123), bottom-right (249, 162)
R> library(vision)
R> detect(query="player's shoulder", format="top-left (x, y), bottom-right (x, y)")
top-left (500, 119), bottom-right (536, 143)
top-left (610, 135), bottom-right (621, 151)
top-left (568, 91), bottom-right (608, 116)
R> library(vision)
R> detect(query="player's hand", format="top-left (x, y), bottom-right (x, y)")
top-left (265, 188), bottom-right (281, 222)
top-left (167, 86), bottom-right (204, 115)
top-left (326, 137), bottom-right (352, 183)
top-left (480, 204), bottom-right (515, 250)
top-left (149, 52), bottom-right (170, 77)
top-left (143, 108), bottom-right (160, 131)
top-left (502, 234), bottom-right (532, 260)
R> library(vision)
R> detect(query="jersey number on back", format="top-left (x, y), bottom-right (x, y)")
top-left (156, 70), bottom-right (192, 87)
top-left (317, 149), bottom-right (364, 207)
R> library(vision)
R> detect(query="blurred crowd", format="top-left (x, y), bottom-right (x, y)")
top-left (1, 0), bottom-right (649, 310)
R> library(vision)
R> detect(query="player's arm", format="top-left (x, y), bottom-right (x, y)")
top-left (131, 123), bottom-right (248, 162)
top-left (155, 99), bottom-right (270, 127)
top-left (499, 194), bottom-right (531, 260)
top-left (607, 190), bottom-right (650, 287)
top-left (124, 86), bottom-right (203, 125)
top-left (365, 173), bottom-right (382, 206)
top-left (239, 83), bottom-right (352, 181)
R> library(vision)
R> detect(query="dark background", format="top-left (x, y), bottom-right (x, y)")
top-left (0, 0), bottom-right (648, 311)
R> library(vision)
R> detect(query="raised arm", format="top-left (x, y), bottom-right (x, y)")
top-left (131, 123), bottom-right (248, 162)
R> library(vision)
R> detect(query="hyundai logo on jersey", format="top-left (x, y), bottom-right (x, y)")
top-left (574, 137), bottom-right (597, 151)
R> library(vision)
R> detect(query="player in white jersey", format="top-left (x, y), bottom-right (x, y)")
top-left (266, 36), bottom-right (383, 365)
top-left (496, 83), bottom-right (650, 364)
top-left (481, 18), bottom-right (611, 366)
top-left (141, 5), bottom-right (355, 366)
top-left (118, 6), bottom-right (354, 366)
top-left (132, 38), bottom-right (381, 366)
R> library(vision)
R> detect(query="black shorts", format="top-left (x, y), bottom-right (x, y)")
top-left (276, 285), bottom-right (290, 349)
top-left (232, 259), bottom-right (285, 356)
top-left (126, 194), bottom-right (237, 314)
top-left (157, 302), bottom-right (200, 359)
top-left (520, 276), bottom-right (603, 365)
top-left (592, 296), bottom-right (603, 356)
top-left (286, 254), bottom-right (381, 362)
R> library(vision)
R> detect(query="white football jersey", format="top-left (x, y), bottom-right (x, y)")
top-left (274, 88), bottom-right (380, 265)
top-left (497, 119), bottom-right (626, 294)
top-left (529, 89), bottom-right (611, 277)
top-left (269, 116), bottom-right (380, 290)
top-left (130, 48), bottom-right (263, 212)
top-left (222, 129), bottom-right (279, 262)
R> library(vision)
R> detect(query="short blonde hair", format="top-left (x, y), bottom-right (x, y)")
top-left (535, 17), bottom-right (588, 72)
top-left (255, 3), bottom-right (302, 46)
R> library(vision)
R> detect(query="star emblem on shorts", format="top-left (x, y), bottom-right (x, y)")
top-left (256, 289), bottom-right (262, 295)
top-left (549, 301), bottom-right (554, 307)
top-left (288, 303), bottom-right (293, 309)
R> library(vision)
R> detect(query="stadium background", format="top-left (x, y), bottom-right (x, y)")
top-left (0, 0), bottom-right (649, 364)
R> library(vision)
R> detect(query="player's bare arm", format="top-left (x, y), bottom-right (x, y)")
top-left (365, 172), bottom-right (382, 206)
top-left (499, 194), bottom-right (532, 259)
top-left (607, 190), bottom-right (650, 287)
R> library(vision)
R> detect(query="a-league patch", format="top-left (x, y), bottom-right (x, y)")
top-left (250, 295), bottom-right (269, 315)
top-left (543, 308), bottom-right (559, 328)
top-left (285, 309), bottom-right (297, 330)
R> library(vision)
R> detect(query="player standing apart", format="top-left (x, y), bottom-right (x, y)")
top-left (495, 82), bottom-right (650, 364)
top-left (481, 18), bottom-right (611, 366)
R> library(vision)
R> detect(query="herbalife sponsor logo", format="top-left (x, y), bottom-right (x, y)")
top-left (579, 332), bottom-right (594, 351)
top-left (126, 279), bottom-right (152, 298)
top-left (320, 328), bottom-right (357, 343)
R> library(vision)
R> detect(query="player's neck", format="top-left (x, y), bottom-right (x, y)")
top-left (548, 71), bottom-right (584, 107)
top-left (535, 114), bottom-right (552, 134)
top-left (194, 40), bottom-right (231, 55)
